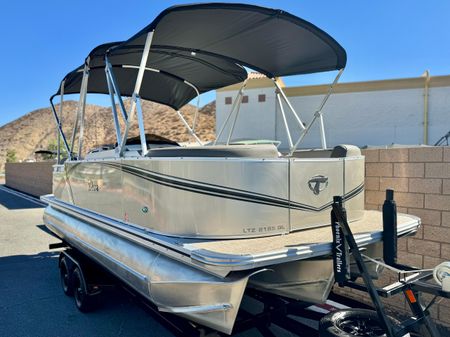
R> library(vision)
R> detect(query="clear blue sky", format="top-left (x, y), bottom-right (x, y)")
top-left (1, 0), bottom-right (449, 126)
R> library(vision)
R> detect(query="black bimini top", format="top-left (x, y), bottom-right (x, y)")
top-left (54, 3), bottom-right (346, 110)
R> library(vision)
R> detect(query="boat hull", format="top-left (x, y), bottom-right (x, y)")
top-left (44, 205), bottom-right (249, 334)
top-left (53, 155), bottom-right (365, 239)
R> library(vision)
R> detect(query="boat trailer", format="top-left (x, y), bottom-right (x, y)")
top-left (52, 189), bottom-right (450, 337)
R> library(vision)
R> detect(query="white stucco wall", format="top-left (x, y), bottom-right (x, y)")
top-left (216, 80), bottom-right (450, 150)
top-left (216, 87), bottom-right (277, 143)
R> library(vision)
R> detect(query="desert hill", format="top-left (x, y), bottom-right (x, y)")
top-left (0, 100), bottom-right (216, 171)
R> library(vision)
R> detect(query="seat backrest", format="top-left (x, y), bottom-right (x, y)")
top-left (330, 144), bottom-right (361, 158)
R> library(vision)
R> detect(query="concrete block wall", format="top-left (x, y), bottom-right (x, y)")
top-left (335, 146), bottom-right (450, 327)
top-left (5, 162), bottom-right (54, 197)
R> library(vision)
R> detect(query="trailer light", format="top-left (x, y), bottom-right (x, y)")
top-left (405, 289), bottom-right (417, 304)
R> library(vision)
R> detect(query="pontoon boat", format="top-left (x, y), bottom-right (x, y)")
top-left (42, 4), bottom-right (420, 334)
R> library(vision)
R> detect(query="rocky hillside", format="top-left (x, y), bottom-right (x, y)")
top-left (0, 100), bottom-right (216, 171)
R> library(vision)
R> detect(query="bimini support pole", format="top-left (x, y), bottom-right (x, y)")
top-left (318, 112), bottom-right (327, 149)
top-left (69, 62), bottom-right (89, 157)
top-left (134, 94), bottom-right (148, 154)
top-left (77, 59), bottom-right (90, 159)
top-left (119, 31), bottom-right (154, 156)
top-left (289, 68), bottom-right (344, 155)
top-left (273, 79), bottom-right (306, 131)
top-left (226, 88), bottom-right (246, 145)
top-left (57, 80), bottom-right (65, 164)
top-left (175, 110), bottom-right (202, 145)
top-left (182, 80), bottom-right (201, 133)
top-left (276, 91), bottom-right (293, 149)
top-left (214, 79), bottom-right (248, 145)
top-left (105, 67), bottom-right (122, 146)
top-left (105, 59), bottom-right (128, 122)
top-left (50, 95), bottom-right (72, 161)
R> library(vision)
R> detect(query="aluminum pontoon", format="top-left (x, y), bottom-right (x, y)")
top-left (42, 4), bottom-right (421, 334)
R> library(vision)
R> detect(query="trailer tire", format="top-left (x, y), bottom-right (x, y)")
top-left (59, 257), bottom-right (73, 296)
top-left (319, 309), bottom-right (399, 337)
top-left (72, 267), bottom-right (94, 312)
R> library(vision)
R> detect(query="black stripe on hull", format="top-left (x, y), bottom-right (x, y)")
top-left (95, 162), bottom-right (364, 213)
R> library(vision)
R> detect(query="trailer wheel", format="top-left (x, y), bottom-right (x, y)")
top-left (72, 267), bottom-right (93, 312)
top-left (59, 257), bottom-right (73, 296)
top-left (319, 309), bottom-right (399, 337)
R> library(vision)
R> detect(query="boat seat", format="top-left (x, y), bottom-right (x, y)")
top-left (146, 144), bottom-right (280, 158)
top-left (330, 144), bottom-right (361, 157)
top-left (291, 149), bottom-right (333, 158)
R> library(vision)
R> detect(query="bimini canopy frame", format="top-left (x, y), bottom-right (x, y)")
top-left (51, 3), bottom-right (347, 159)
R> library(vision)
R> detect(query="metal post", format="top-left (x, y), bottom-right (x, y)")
top-left (276, 93), bottom-right (293, 149)
top-left (182, 80), bottom-right (201, 133)
top-left (175, 110), bottom-right (202, 145)
top-left (69, 63), bottom-right (89, 157)
top-left (319, 113), bottom-right (327, 149)
top-left (135, 95), bottom-right (148, 155)
top-left (105, 68), bottom-right (122, 146)
top-left (273, 79), bottom-right (306, 131)
top-left (77, 62), bottom-right (90, 158)
top-left (57, 80), bottom-right (65, 164)
top-left (289, 68), bottom-right (344, 155)
top-left (215, 80), bottom-right (248, 145)
top-left (226, 91), bottom-right (245, 145)
top-left (50, 97), bottom-right (72, 160)
top-left (105, 58), bottom-right (128, 121)
top-left (383, 189), bottom-right (398, 266)
top-left (119, 31), bottom-right (154, 156)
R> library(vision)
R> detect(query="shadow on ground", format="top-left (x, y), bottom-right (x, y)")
top-left (0, 251), bottom-right (172, 337)
top-left (0, 186), bottom-right (44, 210)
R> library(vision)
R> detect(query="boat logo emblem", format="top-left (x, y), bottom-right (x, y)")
top-left (308, 175), bottom-right (329, 195)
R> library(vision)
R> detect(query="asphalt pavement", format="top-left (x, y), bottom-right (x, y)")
top-left (0, 186), bottom-right (174, 337)
top-left (0, 186), bottom-right (295, 337)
